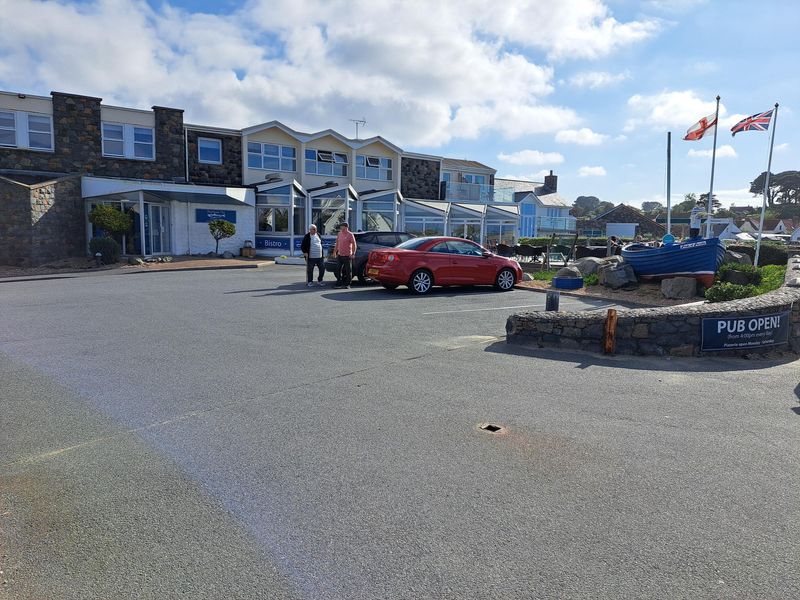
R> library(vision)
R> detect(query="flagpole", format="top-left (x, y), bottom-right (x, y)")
top-left (754, 103), bottom-right (779, 267)
top-left (666, 131), bottom-right (671, 235)
top-left (705, 95), bottom-right (721, 238)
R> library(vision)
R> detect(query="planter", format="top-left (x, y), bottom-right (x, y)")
top-left (552, 276), bottom-right (583, 289)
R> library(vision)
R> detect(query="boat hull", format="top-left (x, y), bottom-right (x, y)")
top-left (621, 238), bottom-right (726, 288)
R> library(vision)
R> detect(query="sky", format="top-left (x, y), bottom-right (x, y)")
top-left (0, 0), bottom-right (797, 209)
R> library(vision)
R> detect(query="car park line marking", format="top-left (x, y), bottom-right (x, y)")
top-left (422, 304), bottom-right (542, 315)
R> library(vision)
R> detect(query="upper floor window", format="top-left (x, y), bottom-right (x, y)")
top-left (198, 137), bottom-right (222, 164)
top-left (248, 142), bottom-right (296, 171)
top-left (546, 208), bottom-right (561, 217)
top-left (442, 171), bottom-right (451, 183)
top-left (102, 122), bottom-right (154, 160)
top-left (0, 110), bottom-right (53, 151)
top-left (356, 155), bottom-right (392, 181)
top-left (306, 149), bottom-right (348, 177)
top-left (463, 173), bottom-right (486, 185)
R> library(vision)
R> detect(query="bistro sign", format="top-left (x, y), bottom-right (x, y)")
top-left (701, 311), bottom-right (790, 351)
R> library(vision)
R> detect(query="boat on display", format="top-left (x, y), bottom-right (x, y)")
top-left (621, 237), bottom-right (726, 288)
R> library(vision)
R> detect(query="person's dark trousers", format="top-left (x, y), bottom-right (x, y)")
top-left (306, 257), bottom-right (324, 283)
top-left (337, 255), bottom-right (352, 286)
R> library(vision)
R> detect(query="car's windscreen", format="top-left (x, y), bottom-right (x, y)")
top-left (395, 238), bottom-right (431, 250)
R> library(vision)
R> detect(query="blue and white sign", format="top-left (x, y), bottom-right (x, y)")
top-left (701, 312), bottom-right (790, 351)
top-left (255, 236), bottom-right (291, 250)
top-left (196, 209), bottom-right (237, 224)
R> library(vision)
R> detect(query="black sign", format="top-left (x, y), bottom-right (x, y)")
top-left (701, 311), bottom-right (790, 351)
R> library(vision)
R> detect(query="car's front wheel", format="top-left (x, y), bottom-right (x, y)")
top-left (409, 269), bottom-right (433, 294)
top-left (495, 268), bottom-right (516, 291)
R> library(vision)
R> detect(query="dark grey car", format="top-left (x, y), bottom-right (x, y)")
top-left (325, 231), bottom-right (415, 284)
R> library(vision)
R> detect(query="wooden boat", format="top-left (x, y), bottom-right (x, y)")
top-left (621, 237), bottom-right (726, 287)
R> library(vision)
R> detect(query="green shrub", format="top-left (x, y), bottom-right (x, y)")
top-left (208, 219), bottom-right (236, 254)
top-left (756, 264), bottom-right (786, 294)
top-left (88, 205), bottom-right (132, 236)
top-left (532, 269), bottom-right (557, 281)
top-left (89, 237), bottom-right (121, 264)
top-left (718, 263), bottom-right (761, 285)
top-left (583, 273), bottom-right (599, 286)
top-left (705, 282), bottom-right (758, 302)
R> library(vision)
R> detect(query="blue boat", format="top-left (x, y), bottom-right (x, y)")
top-left (621, 237), bottom-right (726, 287)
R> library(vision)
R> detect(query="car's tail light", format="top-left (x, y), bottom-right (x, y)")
top-left (387, 254), bottom-right (397, 262)
top-left (371, 252), bottom-right (388, 265)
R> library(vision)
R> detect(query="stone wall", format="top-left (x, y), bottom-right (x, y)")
top-left (507, 267), bottom-right (800, 357)
top-left (0, 177), bottom-right (32, 266)
top-left (186, 130), bottom-right (243, 185)
top-left (0, 93), bottom-right (185, 181)
top-left (401, 157), bottom-right (440, 200)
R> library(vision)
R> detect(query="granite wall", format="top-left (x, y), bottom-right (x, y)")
top-left (186, 129), bottom-right (243, 185)
top-left (507, 264), bottom-right (800, 358)
top-left (401, 157), bottom-right (440, 200)
top-left (0, 177), bottom-right (31, 266)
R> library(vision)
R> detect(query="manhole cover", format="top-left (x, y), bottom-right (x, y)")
top-left (479, 423), bottom-right (504, 433)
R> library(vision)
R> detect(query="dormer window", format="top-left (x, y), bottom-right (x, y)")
top-left (305, 149), bottom-right (348, 176)
top-left (356, 155), bottom-right (392, 181)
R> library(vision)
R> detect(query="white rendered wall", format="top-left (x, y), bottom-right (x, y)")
top-left (172, 202), bottom-right (255, 255)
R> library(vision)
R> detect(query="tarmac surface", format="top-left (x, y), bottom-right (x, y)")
top-left (1, 264), bottom-right (799, 599)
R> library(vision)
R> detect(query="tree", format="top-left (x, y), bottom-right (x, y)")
top-left (749, 171), bottom-right (778, 207)
top-left (594, 201), bottom-right (615, 216)
top-left (209, 219), bottom-right (236, 254)
top-left (641, 201), bottom-right (663, 216)
top-left (571, 195), bottom-right (600, 217)
top-left (88, 205), bottom-right (132, 237)
top-left (699, 193), bottom-right (721, 213)
top-left (750, 170), bottom-right (800, 206)
top-left (672, 193), bottom-right (698, 214)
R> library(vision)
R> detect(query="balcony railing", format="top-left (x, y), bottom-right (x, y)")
top-left (444, 182), bottom-right (515, 203)
top-left (536, 216), bottom-right (576, 232)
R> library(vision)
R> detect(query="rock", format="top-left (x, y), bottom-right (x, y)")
top-left (724, 250), bottom-right (752, 266)
top-left (604, 255), bottom-right (624, 264)
top-left (206, 251), bottom-right (217, 257)
top-left (555, 266), bottom-right (582, 279)
top-left (661, 277), bottom-right (697, 299)
top-left (786, 277), bottom-right (800, 288)
top-left (722, 270), bottom-right (752, 285)
top-left (572, 257), bottom-right (605, 276)
top-left (222, 251), bottom-right (235, 259)
top-left (128, 257), bottom-right (145, 266)
top-left (163, 256), bottom-right (173, 263)
top-left (597, 262), bottom-right (637, 289)
top-left (522, 272), bottom-right (534, 282)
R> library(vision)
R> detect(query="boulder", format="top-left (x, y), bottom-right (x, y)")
top-left (722, 270), bottom-right (752, 285)
top-left (598, 262), bottom-right (637, 289)
top-left (572, 257), bottom-right (605, 276)
top-left (222, 251), bottom-right (235, 259)
top-left (127, 256), bottom-right (145, 266)
top-left (604, 255), bottom-right (624, 265)
top-left (661, 277), bottom-right (697, 299)
top-left (555, 266), bottom-right (582, 279)
top-left (725, 250), bottom-right (752, 266)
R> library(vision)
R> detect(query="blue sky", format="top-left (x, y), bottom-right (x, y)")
top-left (1, 0), bottom-right (796, 209)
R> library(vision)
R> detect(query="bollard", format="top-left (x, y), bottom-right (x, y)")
top-left (94, 252), bottom-right (102, 267)
top-left (545, 290), bottom-right (560, 311)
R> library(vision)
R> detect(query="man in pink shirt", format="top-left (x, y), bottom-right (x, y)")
top-left (334, 221), bottom-right (357, 289)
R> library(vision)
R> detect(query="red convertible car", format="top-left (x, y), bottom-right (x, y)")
top-left (366, 236), bottom-right (524, 294)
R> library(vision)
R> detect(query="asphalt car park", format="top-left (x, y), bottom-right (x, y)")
top-left (2, 265), bottom-right (799, 599)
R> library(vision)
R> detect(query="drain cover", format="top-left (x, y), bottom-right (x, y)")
top-left (479, 423), bottom-right (503, 433)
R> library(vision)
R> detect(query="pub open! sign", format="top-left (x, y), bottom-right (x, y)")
top-left (701, 312), bottom-right (790, 351)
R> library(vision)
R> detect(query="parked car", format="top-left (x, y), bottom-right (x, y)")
top-left (325, 231), bottom-right (415, 284)
top-left (366, 236), bottom-right (523, 294)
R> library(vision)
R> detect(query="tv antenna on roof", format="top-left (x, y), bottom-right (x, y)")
top-left (349, 118), bottom-right (366, 140)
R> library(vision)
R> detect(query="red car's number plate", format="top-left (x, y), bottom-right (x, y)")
top-left (368, 268), bottom-right (379, 276)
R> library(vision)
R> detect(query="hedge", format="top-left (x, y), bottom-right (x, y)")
top-left (726, 243), bottom-right (788, 266)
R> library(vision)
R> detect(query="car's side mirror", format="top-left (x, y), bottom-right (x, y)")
top-left (482, 251), bottom-right (492, 258)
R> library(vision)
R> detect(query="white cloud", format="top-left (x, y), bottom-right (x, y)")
top-left (687, 144), bottom-right (737, 158)
top-left (0, 0), bottom-right (658, 147)
top-left (625, 90), bottom-right (726, 132)
top-left (775, 142), bottom-right (790, 152)
top-left (497, 170), bottom-right (551, 182)
top-left (567, 70), bottom-right (630, 89)
top-left (579, 166), bottom-right (607, 177)
top-left (555, 128), bottom-right (608, 145)
top-left (497, 150), bottom-right (565, 166)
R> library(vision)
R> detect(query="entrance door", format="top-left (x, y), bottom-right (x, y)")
top-left (147, 204), bottom-right (171, 254)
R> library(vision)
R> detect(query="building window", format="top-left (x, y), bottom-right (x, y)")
top-left (0, 111), bottom-right (53, 151)
top-left (0, 111), bottom-right (16, 147)
top-left (102, 122), bottom-right (154, 160)
top-left (198, 137), bottom-right (222, 164)
top-left (356, 155), bottom-right (392, 181)
top-left (248, 142), bottom-right (296, 172)
top-left (306, 149), bottom-right (348, 177)
top-left (462, 173), bottom-right (486, 184)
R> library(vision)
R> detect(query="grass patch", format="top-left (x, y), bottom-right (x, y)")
top-left (583, 273), bottom-right (599, 287)
top-left (532, 269), bottom-right (557, 281)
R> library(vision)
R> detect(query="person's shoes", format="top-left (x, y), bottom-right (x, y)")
top-left (307, 282), bottom-right (314, 287)
top-left (344, 285), bottom-right (350, 289)
top-left (316, 281), bottom-right (324, 286)
top-left (334, 284), bottom-right (343, 289)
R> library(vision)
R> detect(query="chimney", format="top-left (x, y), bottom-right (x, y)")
top-left (544, 170), bottom-right (557, 192)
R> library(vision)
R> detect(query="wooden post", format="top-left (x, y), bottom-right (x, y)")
top-left (604, 308), bottom-right (618, 354)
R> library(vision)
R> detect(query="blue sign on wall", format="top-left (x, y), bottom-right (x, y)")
top-left (196, 209), bottom-right (237, 224)
top-left (255, 236), bottom-right (291, 250)
top-left (701, 311), bottom-right (790, 351)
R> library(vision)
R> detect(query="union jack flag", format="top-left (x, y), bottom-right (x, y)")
top-left (731, 109), bottom-right (774, 136)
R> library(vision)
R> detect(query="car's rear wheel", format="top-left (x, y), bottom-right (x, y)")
top-left (356, 263), bottom-right (373, 285)
top-left (409, 269), bottom-right (433, 294)
top-left (495, 268), bottom-right (516, 291)
top-left (381, 283), bottom-right (398, 290)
